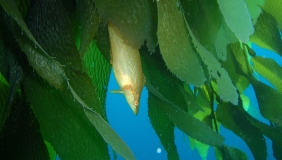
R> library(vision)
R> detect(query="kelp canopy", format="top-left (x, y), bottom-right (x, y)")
top-left (0, 0), bottom-right (282, 159)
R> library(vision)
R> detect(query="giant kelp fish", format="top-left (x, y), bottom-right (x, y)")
top-left (108, 22), bottom-right (146, 115)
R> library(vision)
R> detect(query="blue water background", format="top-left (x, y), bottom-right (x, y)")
top-left (105, 44), bottom-right (282, 160)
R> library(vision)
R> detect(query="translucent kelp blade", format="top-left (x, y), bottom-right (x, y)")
top-left (217, 0), bottom-right (254, 43)
top-left (244, 0), bottom-right (265, 25)
top-left (252, 56), bottom-right (282, 92)
top-left (250, 10), bottom-right (282, 56)
top-left (263, 0), bottom-right (282, 30)
top-left (83, 40), bottom-right (111, 118)
top-left (0, 0), bottom-right (48, 57)
top-left (157, 0), bottom-right (206, 87)
top-left (148, 93), bottom-right (179, 160)
top-left (77, 0), bottom-right (100, 57)
top-left (94, 0), bottom-right (157, 51)
top-left (0, 98), bottom-right (49, 159)
top-left (216, 102), bottom-right (267, 160)
top-left (184, 17), bottom-right (238, 105)
top-left (44, 141), bottom-right (56, 160)
top-left (251, 79), bottom-right (282, 127)
top-left (215, 145), bottom-right (247, 160)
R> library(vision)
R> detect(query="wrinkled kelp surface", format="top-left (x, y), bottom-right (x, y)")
top-left (0, 0), bottom-right (282, 159)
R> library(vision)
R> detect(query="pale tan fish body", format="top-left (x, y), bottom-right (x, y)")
top-left (108, 22), bottom-right (146, 115)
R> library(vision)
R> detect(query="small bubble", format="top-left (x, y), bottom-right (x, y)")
top-left (157, 148), bottom-right (162, 154)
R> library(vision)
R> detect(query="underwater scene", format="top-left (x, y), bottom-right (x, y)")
top-left (0, 0), bottom-right (282, 160)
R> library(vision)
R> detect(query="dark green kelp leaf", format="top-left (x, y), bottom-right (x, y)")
top-left (157, 0), bottom-right (206, 87)
top-left (239, 105), bottom-right (282, 160)
top-left (0, 0), bottom-right (48, 57)
top-left (250, 10), bottom-right (282, 56)
top-left (141, 47), bottom-right (224, 146)
top-left (25, 0), bottom-right (82, 71)
top-left (251, 79), bottom-right (282, 127)
top-left (0, 76), bottom-right (8, 129)
top-left (263, 0), bottom-right (282, 30)
top-left (148, 93), bottom-right (179, 160)
top-left (0, 97), bottom-right (49, 160)
top-left (217, 0), bottom-right (254, 43)
top-left (94, 0), bottom-right (157, 51)
top-left (94, 24), bottom-right (111, 62)
top-left (77, 0), bottom-right (100, 56)
top-left (83, 40), bottom-right (111, 118)
top-left (215, 146), bottom-right (247, 160)
top-left (149, 87), bottom-right (224, 146)
top-left (216, 102), bottom-right (267, 160)
top-left (184, 18), bottom-right (238, 105)
top-left (14, 26), bottom-right (67, 90)
top-left (23, 71), bottom-right (110, 160)
top-left (252, 56), bottom-right (282, 92)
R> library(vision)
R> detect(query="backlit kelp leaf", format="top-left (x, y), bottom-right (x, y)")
top-left (23, 71), bottom-right (110, 160)
top-left (252, 56), bottom-right (282, 92)
top-left (216, 102), bottom-right (267, 160)
top-left (244, 0), bottom-right (265, 25)
top-left (94, 24), bottom-right (111, 62)
top-left (217, 0), bottom-right (254, 43)
top-left (0, 0), bottom-right (47, 57)
top-left (263, 0), bottom-right (282, 30)
top-left (83, 40), bottom-right (111, 118)
top-left (148, 93), bottom-right (179, 160)
top-left (251, 79), bottom-right (282, 127)
top-left (0, 97), bottom-right (49, 160)
top-left (250, 10), bottom-right (282, 56)
top-left (77, 0), bottom-right (100, 56)
top-left (94, 0), bottom-right (157, 51)
top-left (184, 18), bottom-right (238, 105)
top-left (215, 146), bottom-right (247, 160)
top-left (157, 0), bottom-right (206, 87)
top-left (25, 0), bottom-right (82, 71)
top-left (44, 141), bottom-right (56, 160)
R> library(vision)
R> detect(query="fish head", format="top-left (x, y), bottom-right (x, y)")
top-left (122, 85), bottom-right (141, 115)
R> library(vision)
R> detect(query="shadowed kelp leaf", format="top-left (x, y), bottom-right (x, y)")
top-left (0, 0), bottom-right (48, 57)
top-left (148, 93), bottom-right (179, 160)
top-left (252, 56), bottom-right (282, 92)
top-left (217, 0), bottom-right (254, 43)
top-left (251, 79), bottom-right (282, 127)
top-left (157, 0), bottom-right (206, 87)
top-left (25, 0), bottom-right (82, 71)
top-left (216, 102), bottom-right (267, 160)
top-left (77, 0), bottom-right (100, 56)
top-left (215, 146), bottom-right (247, 160)
top-left (263, 0), bottom-right (282, 30)
top-left (0, 75), bottom-right (8, 129)
top-left (184, 18), bottom-right (238, 105)
top-left (0, 97), bottom-right (49, 160)
top-left (250, 10), bottom-right (282, 56)
top-left (94, 0), bottom-right (157, 51)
